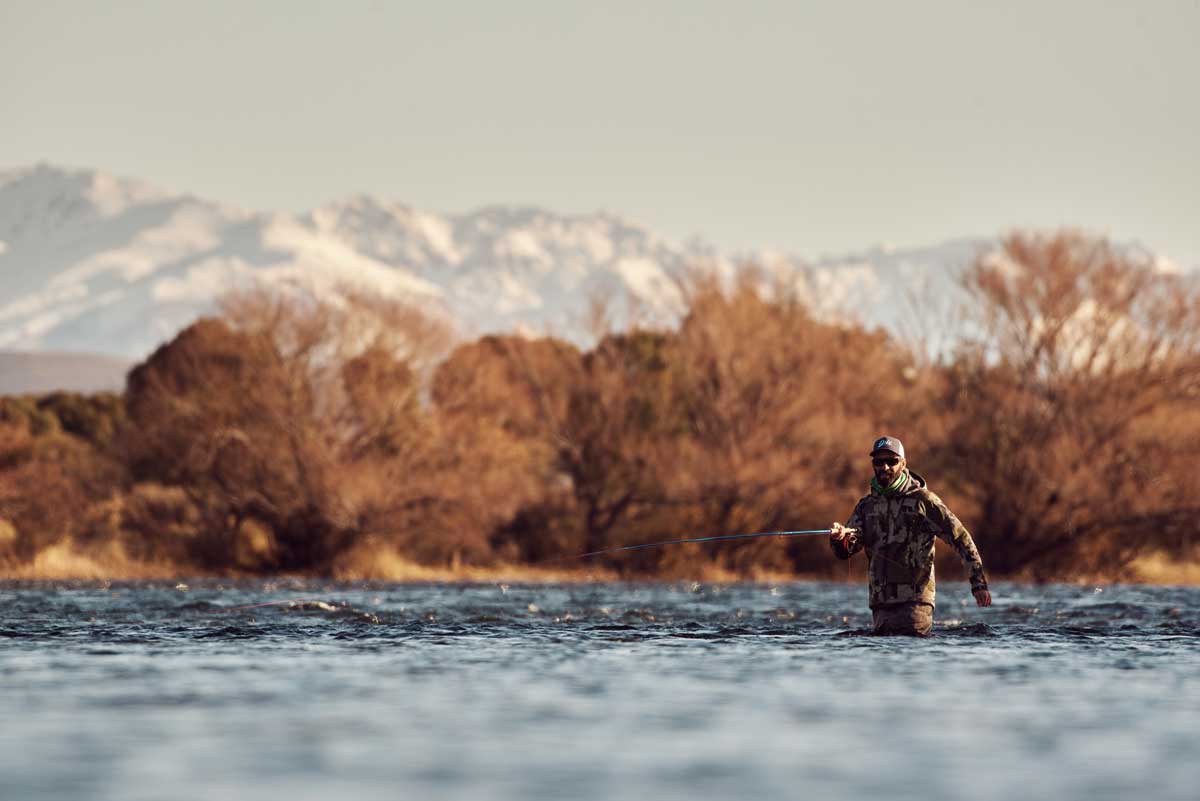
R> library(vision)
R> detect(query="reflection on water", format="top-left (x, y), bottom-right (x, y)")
top-left (1, 581), bottom-right (1197, 801)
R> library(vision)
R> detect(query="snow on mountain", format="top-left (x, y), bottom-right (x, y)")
top-left (799, 238), bottom-right (995, 356)
top-left (0, 165), bottom-right (443, 358)
top-left (0, 164), bottom-right (1014, 362)
top-left (306, 197), bottom-right (703, 340)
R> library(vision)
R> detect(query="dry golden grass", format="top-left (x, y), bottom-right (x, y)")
top-left (4, 545), bottom-right (1196, 586)
top-left (2, 541), bottom-right (182, 580)
top-left (1124, 552), bottom-right (1200, 586)
top-left (328, 541), bottom-right (618, 582)
top-left (0, 538), bottom-right (832, 584)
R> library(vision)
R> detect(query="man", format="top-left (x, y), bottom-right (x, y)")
top-left (830, 436), bottom-right (991, 636)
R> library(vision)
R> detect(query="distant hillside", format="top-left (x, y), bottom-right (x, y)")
top-left (0, 351), bottom-right (129, 395)
top-left (1, 164), bottom-right (1190, 361)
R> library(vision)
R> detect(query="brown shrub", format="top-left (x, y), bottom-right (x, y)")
top-left (121, 287), bottom-right (454, 571)
top-left (486, 270), bottom-right (938, 577)
top-left (636, 272), bottom-right (941, 574)
top-left (934, 230), bottom-right (1200, 577)
top-left (0, 419), bottom-right (121, 560)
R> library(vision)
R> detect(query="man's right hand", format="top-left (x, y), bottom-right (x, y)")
top-left (830, 522), bottom-right (847, 543)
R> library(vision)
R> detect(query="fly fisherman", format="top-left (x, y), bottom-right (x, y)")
top-left (830, 436), bottom-right (991, 636)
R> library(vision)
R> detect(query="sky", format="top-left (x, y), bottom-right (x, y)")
top-left (3, 0), bottom-right (1198, 265)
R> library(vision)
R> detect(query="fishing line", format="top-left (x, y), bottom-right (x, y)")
top-left (215, 528), bottom-right (912, 612)
top-left (553, 527), bottom-right (916, 581)
top-left (544, 528), bottom-right (845, 563)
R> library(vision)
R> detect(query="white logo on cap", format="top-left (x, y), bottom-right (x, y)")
top-left (875, 438), bottom-right (890, 450)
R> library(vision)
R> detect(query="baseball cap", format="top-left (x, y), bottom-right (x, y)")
top-left (870, 436), bottom-right (905, 459)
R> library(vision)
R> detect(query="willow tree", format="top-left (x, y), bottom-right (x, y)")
top-left (121, 285), bottom-right (477, 572)
top-left (937, 230), bottom-right (1200, 577)
top-left (662, 271), bottom-right (931, 574)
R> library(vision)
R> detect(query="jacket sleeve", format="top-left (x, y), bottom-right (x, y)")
top-left (925, 492), bottom-right (988, 591)
top-left (831, 499), bottom-right (866, 560)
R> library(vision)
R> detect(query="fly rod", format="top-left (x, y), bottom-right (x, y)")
top-left (560, 528), bottom-right (856, 562)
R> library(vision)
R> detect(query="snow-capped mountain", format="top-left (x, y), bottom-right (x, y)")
top-left (304, 194), bottom-right (703, 341)
top-left (0, 165), bottom-right (443, 359)
top-left (0, 164), bottom-right (1049, 361)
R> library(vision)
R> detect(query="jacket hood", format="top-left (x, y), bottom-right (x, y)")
top-left (870, 470), bottom-right (927, 497)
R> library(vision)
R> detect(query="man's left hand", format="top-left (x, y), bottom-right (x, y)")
top-left (973, 588), bottom-right (992, 607)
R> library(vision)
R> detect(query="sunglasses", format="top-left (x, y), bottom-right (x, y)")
top-left (872, 457), bottom-right (900, 468)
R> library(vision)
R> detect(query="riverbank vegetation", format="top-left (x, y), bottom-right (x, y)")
top-left (2, 230), bottom-right (1198, 582)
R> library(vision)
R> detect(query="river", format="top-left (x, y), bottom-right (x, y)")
top-left (1, 580), bottom-right (1196, 800)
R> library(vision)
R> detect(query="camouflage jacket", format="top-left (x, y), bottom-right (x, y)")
top-left (831, 471), bottom-right (987, 609)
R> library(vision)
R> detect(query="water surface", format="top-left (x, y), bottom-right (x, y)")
top-left (2, 581), bottom-right (1196, 800)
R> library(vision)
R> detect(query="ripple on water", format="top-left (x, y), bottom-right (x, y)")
top-left (0, 580), bottom-right (1196, 801)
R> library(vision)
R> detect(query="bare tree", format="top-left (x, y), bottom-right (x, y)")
top-left (937, 230), bottom-right (1200, 576)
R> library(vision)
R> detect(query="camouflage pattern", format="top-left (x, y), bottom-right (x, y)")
top-left (872, 602), bottom-right (933, 636)
top-left (831, 471), bottom-right (987, 610)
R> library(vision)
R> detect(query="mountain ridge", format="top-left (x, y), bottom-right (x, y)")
top-left (4, 164), bottom-right (1181, 363)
